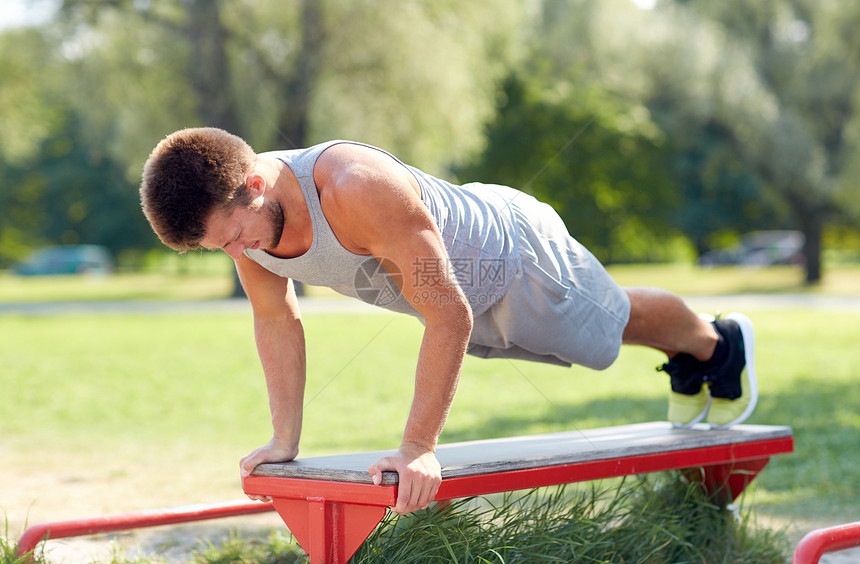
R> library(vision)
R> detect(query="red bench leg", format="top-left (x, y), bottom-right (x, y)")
top-left (271, 498), bottom-right (386, 564)
top-left (685, 457), bottom-right (771, 503)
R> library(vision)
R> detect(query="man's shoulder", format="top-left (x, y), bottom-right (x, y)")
top-left (315, 140), bottom-right (387, 166)
top-left (315, 142), bottom-right (410, 191)
top-left (260, 141), bottom-right (365, 174)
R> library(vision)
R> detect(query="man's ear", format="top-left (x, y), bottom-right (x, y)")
top-left (244, 171), bottom-right (267, 199)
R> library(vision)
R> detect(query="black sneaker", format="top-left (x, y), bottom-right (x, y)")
top-left (658, 352), bottom-right (710, 428)
top-left (704, 313), bottom-right (758, 428)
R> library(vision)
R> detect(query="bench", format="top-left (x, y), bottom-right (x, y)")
top-left (243, 421), bottom-right (794, 564)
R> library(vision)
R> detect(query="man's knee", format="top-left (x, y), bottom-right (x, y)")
top-left (579, 338), bottom-right (623, 371)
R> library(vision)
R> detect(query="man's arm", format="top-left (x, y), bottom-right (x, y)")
top-left (236, 254), bottom-right (307, 496)
top-left (315, 144), bottom-right (474, 514)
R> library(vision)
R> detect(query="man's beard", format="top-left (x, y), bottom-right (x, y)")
top-left (264, 199), bottom-right (286, 249)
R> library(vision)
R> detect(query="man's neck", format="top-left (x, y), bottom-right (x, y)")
top-left (257, 154), bottom-right (313, 258)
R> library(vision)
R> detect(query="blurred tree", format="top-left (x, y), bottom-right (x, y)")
top-left (525, 0), bottom-right (784, 261)
top-left (657, 0), bottom-right (860, 283)
top-left (0, 29), bottom-right (64, 166)
top-left (611, 3), bottom-right (786, 256)
top-left (0, 0), bottom-right (523, 280)
top-left (3, 114), bottom-right (152, 255)
top-left (460, 72), bottom-right (680, 263)
top-left (461, 0), bottom-right (682, 263)
top-left (309, 0), bottom-right (524, 174)
top-left (495, 0), bottom-right (859, 279)
top-left (55, 0), bottom-right (250, 292)
top-left (11, 0), bottom-right (853, 282)
top-left (0, 25), bottom-right (149, 265)
top-left (0, 28), bottom-right (65, 264)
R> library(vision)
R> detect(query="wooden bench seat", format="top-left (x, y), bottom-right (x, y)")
top-left (244, 422), bottom-right (793, 564)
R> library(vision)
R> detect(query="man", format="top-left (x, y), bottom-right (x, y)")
top-left (140, 127), bottom-right (757, 515)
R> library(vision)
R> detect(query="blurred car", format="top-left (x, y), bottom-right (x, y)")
top-left (12, 245), bottom-right (114, 276)
top-left (698, 230), bottom-right (806, 267)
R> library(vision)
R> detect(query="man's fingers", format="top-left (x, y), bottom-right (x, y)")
top-left (239, 459), bottom-right (254, 478)
top-left (414, 475), bottom-right (440, 511)
top-left (240, 451), bottom-right (263, 477)
top-left (419, 480), bottom-right (439, 509)
top-left (370, 450), bottom-right (442, 514)
top-left (370, 457), bottom-right (416, 514)
top-left (368, 465), bottom-right (382, 486)
top-left (368, 457), bottom-right (390, 486)
top-left (395, 479), bottom-right (413, 514)
top-left (240, 439), bottom-right (298, 478)
top-left (393, 474), bottom-right (438, 514)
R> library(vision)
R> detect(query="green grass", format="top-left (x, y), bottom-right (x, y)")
top-left (2, 264), bottom-right (859, 561)
top-left (352, 477), bottom-right (788, 563)
top-left (2, 262), bottom-right (859, 303)
top-left (176, 530), bottom-right (304, 564)
top-left (0, 523), bottom-right (31, 564)
top-left (0, 272), bottom-right (235, 302)
top-left (0, 252), bottom-right (237, 302)
top-left (607, 263), bottom-right (860, 296)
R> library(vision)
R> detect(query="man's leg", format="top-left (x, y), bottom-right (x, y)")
top-left (621, 287), bottom-right (757, 428)
top-left (621, 287), bottom-right (718, 359)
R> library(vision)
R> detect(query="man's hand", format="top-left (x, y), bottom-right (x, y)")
top-left (239, 436), bottom-right (299, 502)
top-left (368, 442), bottom-right (442, 515)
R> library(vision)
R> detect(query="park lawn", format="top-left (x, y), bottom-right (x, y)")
top-left (2, 306), bottom-right (859, 545)
top-left (607, 262), bottom-right (860, 296)
top-left (0, 252), bottom-right (236, 303)
top-left (3, 263), bottom-right (860, 303)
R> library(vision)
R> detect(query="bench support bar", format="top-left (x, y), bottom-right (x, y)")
top-left (793, 521), bottom-right (860, 564)
top-left (16, 500), bottom-right (276, 559)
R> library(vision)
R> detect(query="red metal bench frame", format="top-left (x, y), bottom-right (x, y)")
top-left (243, 422), bottom-right (794, 564)
top-left (16, 500), bottom-right (276, 558)
top-left (793, 521), bottom-right (860, 564)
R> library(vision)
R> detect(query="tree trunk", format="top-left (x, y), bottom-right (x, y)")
top-left (799, 212), bottom-right (824, 285)
top-left (277, 0), bottom-right (325, 148)
top-left (186, 0), bottom-right (242, 134)
top-left (184, 0), bottom-right (323, 298)
top-left (267, 0), bottom-right (324, 298)
top-left (185, 0), bottom-right (248, 298)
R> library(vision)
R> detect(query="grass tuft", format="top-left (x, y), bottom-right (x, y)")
top-left (190, 530), bottom-right (305, 564)
top-left (1, 518), bottom-right (44, 564)
top-left (351, 473), bottom-right (788, 563)
top-left (0, 538), bottom-right (33, 564)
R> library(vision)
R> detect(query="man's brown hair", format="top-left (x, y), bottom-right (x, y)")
top-left (140, 127), bottom-right (256, 251)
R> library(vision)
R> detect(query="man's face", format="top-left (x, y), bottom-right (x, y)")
top-left (201, 198), bottom-right (285, 260)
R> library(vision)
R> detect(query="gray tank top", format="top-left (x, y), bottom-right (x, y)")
top-left (245, 141), bottom-right (520, 318)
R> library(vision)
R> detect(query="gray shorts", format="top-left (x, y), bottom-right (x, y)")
top-left (467, 194), bottom-right (630, 370)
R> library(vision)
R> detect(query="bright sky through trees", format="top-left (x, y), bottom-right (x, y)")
top-left (0, 0), bottom-right (57, 30)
